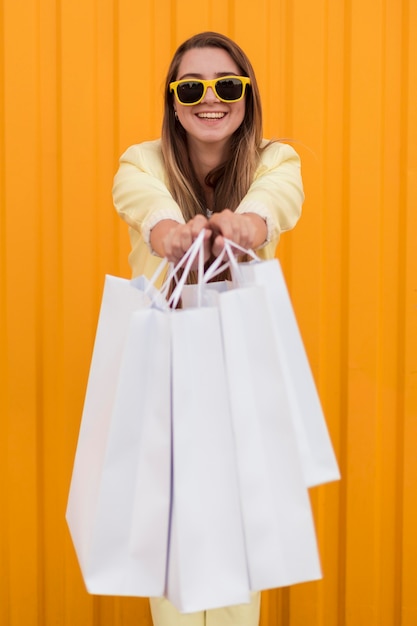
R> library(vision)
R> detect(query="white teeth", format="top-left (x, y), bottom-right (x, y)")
top-left (197, 112), bottom-right (226, 119)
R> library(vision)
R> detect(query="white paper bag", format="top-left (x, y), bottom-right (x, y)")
top-left (66, 276), bottom-right (171, 597)
top-left (236, 258), bottom-right (340, 488)
top-left (66, 276), bottom-right (148, 566)
top-left (166, 306), bottom-right (251, 613)
top-left (218, 284), bottom-right (322, 590)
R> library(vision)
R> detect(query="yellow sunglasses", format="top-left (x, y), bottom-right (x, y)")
top-left (169, 76), bottom-right (251, 106)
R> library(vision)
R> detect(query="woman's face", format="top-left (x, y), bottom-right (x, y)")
top-left (173, 46), bottom-right (246, 151)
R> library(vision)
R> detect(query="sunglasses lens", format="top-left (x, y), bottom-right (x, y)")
top-left (216, 78), bottom-right (244, 101)
top-left (176, 81), bottom-right (205, 104)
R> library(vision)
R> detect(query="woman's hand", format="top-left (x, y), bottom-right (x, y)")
top-left (207, 210), bottom-right (267, 257)
top-left (150, 210), bottom-right (267, 265)
top-left (150, 215), bottom-right (211, 266)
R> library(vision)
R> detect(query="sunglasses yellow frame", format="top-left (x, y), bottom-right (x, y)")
top-left (169, 76), bottom-right (251, 106)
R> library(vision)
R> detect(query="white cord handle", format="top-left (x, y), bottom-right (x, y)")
top-left (168, 229), bottom-right (207, 308)
top-left (219, 238), bottom-right (260, 286)
top-left (146, 233), bottom-right (262, 309)
top-left (141, 229), bottom-right (208, 308)
top-left (222, 238), bottom-right (260, 261)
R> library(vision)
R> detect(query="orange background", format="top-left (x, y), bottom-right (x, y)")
top-left (1, 0), bottom-right (416, 624)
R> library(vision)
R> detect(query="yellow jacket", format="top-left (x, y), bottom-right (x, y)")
top-left (113, 139), bottom-right (304, 279)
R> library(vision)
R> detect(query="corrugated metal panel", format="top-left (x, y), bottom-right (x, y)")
top-left (0, 0), bottom-right (416, 624)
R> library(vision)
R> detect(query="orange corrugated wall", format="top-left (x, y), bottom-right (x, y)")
top-left (1, 0), bottom-right (416, 624)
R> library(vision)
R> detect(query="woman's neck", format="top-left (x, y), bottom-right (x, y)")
top-left (187, 138), bottom-right (229, 189)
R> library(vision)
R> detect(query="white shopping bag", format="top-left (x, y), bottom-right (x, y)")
top-left (66, 276), bottom-right (171, 597)
top-left (181, 280), bottom-right (230, 308)
top-left (234, 256), bottom-right (340, 488)
top-left (218, 284), bottom-right (322, 591)
top-left (166, 305), bottom-right (251, 613)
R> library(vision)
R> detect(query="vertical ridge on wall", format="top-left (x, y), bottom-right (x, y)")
top-left (337, 0), bottom-right (352, 618)
top-left (35, 5), bottom-right (46, 607)
top-left (0, 0), bottom-right (6, 594)
top-left (318, 3), bottom-right (346, 625)
top-left (4, 0), bottom-right (42, 621)
top-left (0, 1), bottom-right (10, 622)
top-left (401, 2), bottom-right (417, 623)
top-left (380, 1), bottom-right (404, 622)
top-left (375, 0), bottom-right (397, 602)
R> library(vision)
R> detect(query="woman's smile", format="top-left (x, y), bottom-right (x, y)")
top-left (196, 111), bottom-right (227, 120)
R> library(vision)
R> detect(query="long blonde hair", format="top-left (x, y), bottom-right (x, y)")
top-left (161, 32), bottom-right (265, 221)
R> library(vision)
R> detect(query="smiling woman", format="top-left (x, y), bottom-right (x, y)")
top-left (112, 31), bottom-right (305, 626)
top-left (113, 31), bottom-right (304, 278)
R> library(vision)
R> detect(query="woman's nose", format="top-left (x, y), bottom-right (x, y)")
top-left (202, 86), bottom-right (220, 103)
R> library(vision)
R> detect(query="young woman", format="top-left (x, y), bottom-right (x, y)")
top-left (113, 31), bottom-right (304, 626)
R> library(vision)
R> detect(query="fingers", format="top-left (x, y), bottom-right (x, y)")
top-left (208, 210), bottom-right (256, 256)
top-left (162, 215), bottom-right (209, 264)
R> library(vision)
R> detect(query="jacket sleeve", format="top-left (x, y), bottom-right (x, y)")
top-left (236, 141), bottom-right (304, 245)
top-left (112, 141), bottom-right (185, 247)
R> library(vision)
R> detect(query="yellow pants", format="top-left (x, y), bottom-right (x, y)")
top-left (149, 593), bottom-right (261, 626)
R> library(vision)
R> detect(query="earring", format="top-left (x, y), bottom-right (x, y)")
top-left (174, 111), bottom-right (178, 120)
